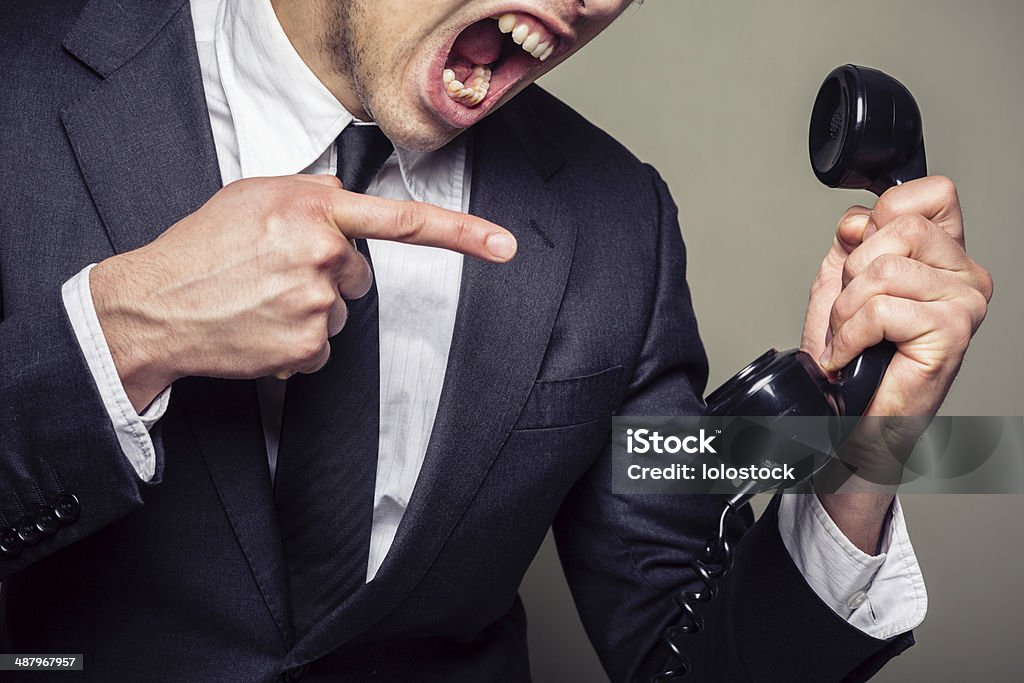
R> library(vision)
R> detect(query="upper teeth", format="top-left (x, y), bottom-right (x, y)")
top-left (497, 13), bottom-right (555, 61)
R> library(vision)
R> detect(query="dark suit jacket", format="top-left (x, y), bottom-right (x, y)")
top-left (0, 1), bottom-right (914, 681)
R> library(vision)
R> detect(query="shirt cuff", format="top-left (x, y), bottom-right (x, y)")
top-left (778, 492), bottom-right (928, 640)
top-left (62, 264), bottom-right (170, 482)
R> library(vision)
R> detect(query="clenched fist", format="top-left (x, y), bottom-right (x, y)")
top-left (89, 175), bottom-right (517, 410)
top-left (802, 176), bottom-right (992, 419)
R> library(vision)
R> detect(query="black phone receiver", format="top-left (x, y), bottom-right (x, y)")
top-left (704, 65), bottom-right (927, 508)
top-left (810, 65), bottom-right (927, 194)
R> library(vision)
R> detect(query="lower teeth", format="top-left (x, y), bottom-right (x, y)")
top-left (444, 65), bottom-right (491, 107)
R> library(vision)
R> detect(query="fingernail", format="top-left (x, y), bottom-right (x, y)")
top-left (864, 219), bottom-right (878, 240)
top-left (486, 232), bottom-right (517, 260)
top-left (819, 344), bottom-right (833, 369)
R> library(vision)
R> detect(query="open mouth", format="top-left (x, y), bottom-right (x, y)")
top-left (428, 11), bottom-right (570, 127)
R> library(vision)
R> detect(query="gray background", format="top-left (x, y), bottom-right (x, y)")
top-left (524, 1), bottom-right (1024, 680)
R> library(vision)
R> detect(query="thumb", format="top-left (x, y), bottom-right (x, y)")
top-left (801, 206), bottom-right (873, 357)
top-left (835, 206), bottom-right (874, 255)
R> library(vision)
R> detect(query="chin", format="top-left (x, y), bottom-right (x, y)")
top-left (369, 98), bottom-right (462, 153)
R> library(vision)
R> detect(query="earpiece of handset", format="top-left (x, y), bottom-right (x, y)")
top-left (810, 65), bottom-right (927, 430)
top-left (809, 65), bottom-right (927, 194)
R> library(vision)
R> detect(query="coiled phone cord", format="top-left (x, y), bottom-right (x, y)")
top-left (652, 500), bottom-right (741, 682)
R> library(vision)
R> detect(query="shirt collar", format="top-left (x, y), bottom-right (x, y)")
top-left (214, 0), bottom-right (463, 203)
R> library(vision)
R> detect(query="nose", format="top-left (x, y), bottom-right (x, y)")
top-left (551, 0), bottom-right (629, 21)
top-left (571, 0), bottom-right (634, 26)
top-left (578, 0), bottom-right (633, 17)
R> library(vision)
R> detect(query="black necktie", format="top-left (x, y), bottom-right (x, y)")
top-left (274, 124), bottom-right (394, 638)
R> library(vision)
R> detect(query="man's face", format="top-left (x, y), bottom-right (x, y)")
top-left (316, 0), bottom-right (633, 151)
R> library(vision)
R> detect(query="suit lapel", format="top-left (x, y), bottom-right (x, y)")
top-left (286, 93), bottom-right (577, 667)
top-left (61, 0), bottom-right (222, 253)
top-left (61, 0), bottom-right (293, 647)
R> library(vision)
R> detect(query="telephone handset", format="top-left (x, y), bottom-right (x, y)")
top-left (708, 64), bottom-right (927, 510)
top-left (655, 65), bottom-right (928, 681)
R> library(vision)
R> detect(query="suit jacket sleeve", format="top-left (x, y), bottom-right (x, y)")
top-left (551, 165), bottom-right (914, 682)
top-left (0, 283), bottom-right (160, 579)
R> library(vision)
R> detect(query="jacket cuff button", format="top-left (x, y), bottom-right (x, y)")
top-left (35, 506), bottom-right (61, 535)
top-left (0, 528), bottom-right (22, 558)
top-left (16, 516), bottom-right (42, 544)
top-left (54, 494), bottom-right (81, 523)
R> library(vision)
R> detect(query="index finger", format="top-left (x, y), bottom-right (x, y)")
top-left (326, 190), bottom-right (517, 262)
top-left (871, 176), bottom-right (964, 246)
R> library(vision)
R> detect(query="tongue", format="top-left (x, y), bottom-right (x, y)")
top-left (448, 19), bottom-right (504, 68)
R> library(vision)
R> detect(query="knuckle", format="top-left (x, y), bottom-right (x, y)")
top-left (450, 217), bottom-right (472, 248)
top-left (346, 260), bottom-right (373, 299)
top-left (294, 327), bottom-right (328, 364)
top-left (835, 321), bottom-right (857, 351)
top-left (976, 266), bottom-right (995, 302)
top-left (828, 310), bottom-right (844, 338)
top-left (870, 254), bottom-right (906, 283)
top-left (307, 286), bottom-right (335, 314)
top-left (932, 175), bottom-right (959, 204)
top-left (339, 242), bottom-right (365, 272)
top-left (262, 213), bottom-right (286, 241)
top-left (307, 189), bottom-right (336, 220)
top-left (892, 214), bottom-right (931, 243)
top-left (874, 186), bottom-right (901, 216)
top-left (965, 287), bottom-right (990, 325)
top-left (842, 255), bottom-right (863, 283)
top-left (284, 186), bottom-right (333, 223)
top-left (267, 180), bottom-right (299, 208)
top-left (311, 355), bottom-right (330, 373)
top-left (830, 295), bottom-right (853, 330)
top-left (306, 233), bottom-right (345, 268)
top-left (944, 306), bottom-right (974, 349)
top-left (393, 204), bottom-right (426, 240)
top-left (864, 297), bottom-right (890, 325)
top-left (335, 301), bottom-right (350, 331)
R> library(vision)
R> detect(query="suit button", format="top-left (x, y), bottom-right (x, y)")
top-left (0, 528), bottom-right (22, 558)
top-left (54, 494), bottom-right (81, 523)
top-left (16, 516), bottom-right (42, 544)
top-left (35, 506), bottom-right (60, 535)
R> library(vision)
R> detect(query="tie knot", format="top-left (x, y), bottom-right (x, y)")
top-left (337, 124), bottom-right (394, 195)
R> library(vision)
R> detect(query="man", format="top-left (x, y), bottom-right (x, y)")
top-left (0, 0), bottom-right (992, 681)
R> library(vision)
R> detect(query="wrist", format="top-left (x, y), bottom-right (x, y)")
top-left (817, 484), bottom-right (895, 555)
top-left (90, 252), bottom-right (180, 410)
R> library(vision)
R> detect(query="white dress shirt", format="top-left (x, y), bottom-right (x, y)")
top-left (60, 0), bottom-right (925, 639)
